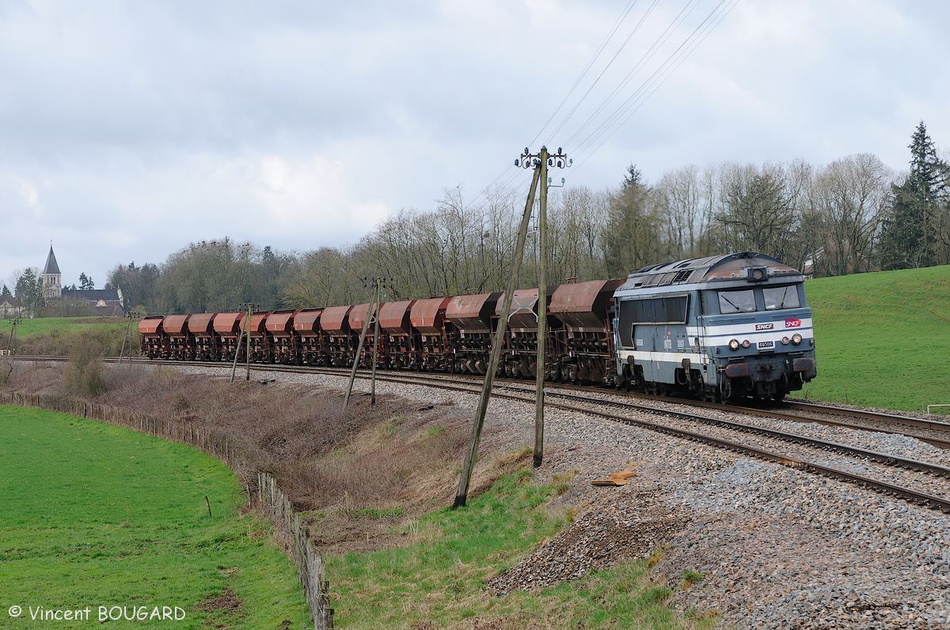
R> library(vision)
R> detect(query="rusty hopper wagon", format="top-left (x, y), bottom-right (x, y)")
top-left (293, 309), bottom-right (323, 365)
top-left (212, 312), bottom-right (244, 362)
top-left (409, 297), bottom-right (453, 372)
top-left (320, 305), bottom-right (353, 367)
top-left (138, 316), bottom-right (166, 359)
top-left (549, 279), bottom-right (624, 384)
top-left (265, 310), bottom-right (299, 364)
top-left (186, 313), bottom-right (217, 361)
top-left (444, 292), bottom-right (501, 375)
top-left (378, 300), bottom-right (416, 369)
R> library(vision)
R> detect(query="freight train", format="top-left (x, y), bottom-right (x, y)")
top-left (139, 252), bottom-right (817, 402)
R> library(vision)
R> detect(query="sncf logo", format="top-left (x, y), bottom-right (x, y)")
top-left (755, 323), bottom-right (773, 331)
top-left (785, 318), bottom-right (802, 328)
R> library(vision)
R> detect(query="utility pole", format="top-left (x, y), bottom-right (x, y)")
top-left (8, 318), bottom-right (20, 354)
top-left (245, 303), bottom-right (254, 381)
top-left (524, 146), bottom-right (570, 469)
top-left (344, 277), bottom-right (386, 409)
top-left (7, 317), bottom-right (19, 373)
top-left (119, 311), bottom-right (139, 363)
top-left (454, 162), bottom-right (542, 509)
top-left (229, 303), bottom-right (257, 383)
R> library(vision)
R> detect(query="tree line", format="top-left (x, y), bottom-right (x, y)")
top-left (5, 122), bottom-right (946, 317)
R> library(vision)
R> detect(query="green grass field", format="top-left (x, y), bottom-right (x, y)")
top-left (0, 405), bottom-right (308, 629)
top-left (326, 470), bottom-right (711, 629)
top-left (800, 264), bottom-right (950, 412)
top-left (2, 316), bottom-right (128, 340)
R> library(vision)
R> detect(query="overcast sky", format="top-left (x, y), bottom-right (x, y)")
top-left (2, 0), bottom-right (948, 290)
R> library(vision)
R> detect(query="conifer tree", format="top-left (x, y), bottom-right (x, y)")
top-left (878, 121), bottom-right (949, 269)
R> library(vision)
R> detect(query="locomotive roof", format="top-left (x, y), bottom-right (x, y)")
top-left (618, 252), bottom-right (802, 291)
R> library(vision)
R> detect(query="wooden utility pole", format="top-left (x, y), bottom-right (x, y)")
top-left (370, 280), bottom-right (382, 406)
top-left (453, 164), bottom-right (541, 509)
top-left (229, 326), bottom-right (245, 382)
top-left (531, 146), bottom-right (569, 468)
top-left (229, 303), bottom-right (256, 383)
top-left (119, 311), bottom-right (138, 363)
top-left (344, 277), bottom-right (385, 410)
top-left (534, 148), bottom-right (549, 469)
top-left (245, 303), bottom-right (253, 381)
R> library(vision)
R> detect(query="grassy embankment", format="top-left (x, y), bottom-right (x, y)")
top-left (800, 264), bottom-right (950, 412)
top-left (0, 405), bottom-right (308, 630)
top-left (0, 316), bottom-right (131, 356)
top-left (325, 469), bottom-right (707, 629)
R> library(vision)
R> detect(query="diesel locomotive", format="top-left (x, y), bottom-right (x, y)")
top-left (139, 252), bottom-right (817, 402)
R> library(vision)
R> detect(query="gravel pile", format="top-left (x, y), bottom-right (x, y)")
top-left (487, 486), bottom-right (688, 595)
top-left (178, 366), bottom-right (950, 628)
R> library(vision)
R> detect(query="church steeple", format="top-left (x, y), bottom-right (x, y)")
top-left (43, 246), bottom-right (60, 275)
top-left (41, 244), bottom-right (62, 299)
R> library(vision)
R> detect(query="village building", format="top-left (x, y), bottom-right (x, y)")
top-left (40, 245), bottom-right (125, 316)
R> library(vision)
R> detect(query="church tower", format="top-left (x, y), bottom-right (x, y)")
top-left (41, 245), bottom-right (62, 300)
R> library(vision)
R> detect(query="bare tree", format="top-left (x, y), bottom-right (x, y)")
top-left (808, 154), bottom-right (893, 276)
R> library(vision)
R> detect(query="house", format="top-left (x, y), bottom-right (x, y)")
top-left (60, 288), bottom-right (125, 317)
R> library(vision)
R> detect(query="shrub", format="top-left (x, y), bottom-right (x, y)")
top-left (63, 337), bottom-right (107, 396)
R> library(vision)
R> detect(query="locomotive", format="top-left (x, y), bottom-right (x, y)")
top-left (139, 252), bottom-right (816, 402)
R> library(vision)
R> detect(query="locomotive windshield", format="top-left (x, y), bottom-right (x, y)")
top-left (716, 285), bottom-right (802, 314)
top-left (718, 289), bottom-right (755, 314)
top-left (763, 285), bottom-right (801, 310)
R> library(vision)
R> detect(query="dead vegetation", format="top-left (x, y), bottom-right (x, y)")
top-left (1, 362), bottom-right (520, 552)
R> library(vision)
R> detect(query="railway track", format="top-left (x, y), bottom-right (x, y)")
top-left (11, 355), bottom-right (950, 513)
top-left (172, 360), bottom-right (950, 514)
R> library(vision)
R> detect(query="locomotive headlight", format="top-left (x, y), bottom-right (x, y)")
top-left (791, 333), bottom-right (803, 345)
top-left (741, 339), bottom-right (751, 349)
top-left (728, 339), bottom-right (740, 351)
top-left (781, 336), bottom-right (790, 345)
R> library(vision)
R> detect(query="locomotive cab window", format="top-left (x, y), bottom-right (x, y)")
top-left (763, 285), bottom-right (800, 310)
top-left (717, 289), bottom-right (755, 314)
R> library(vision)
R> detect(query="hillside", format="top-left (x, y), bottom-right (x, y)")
top-left (801, 264), bottom-right (950, 413)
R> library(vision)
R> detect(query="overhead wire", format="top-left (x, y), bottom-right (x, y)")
top-left (564, 0), bottom-right (703, 152)
top-left (464, 0), bottom-right (736, 212)
top-left (462, 0), bottom-right (645, 213)
top-left (525, 0), bottom-right (641, 150)
top-left (571, 0), bottom-right (738, 173)
top-left (544, 0), bottom-right (659, 142)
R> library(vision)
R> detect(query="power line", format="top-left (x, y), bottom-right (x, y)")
top-left (572, 0), bottom-right (737, 171)
top-left (529, 0), bottom-right (647, 148)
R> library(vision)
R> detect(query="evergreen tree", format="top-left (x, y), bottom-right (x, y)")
top-left (78, 272), bottom-right (95, 290)
top-left (14, 268), bottom-right (43, 315)
top-left (604, 164), bottom-right (662, 277)
top-left (878, 121), bottom-right (949, 269)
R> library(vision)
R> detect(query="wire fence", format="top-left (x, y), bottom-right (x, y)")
top-left (0, 391), bottom-right (333, 630)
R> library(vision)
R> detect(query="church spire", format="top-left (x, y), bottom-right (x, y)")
top-left (41, 244), bottom-right (62, 299)
top-left (43, 245), bottom-right (61, 275)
